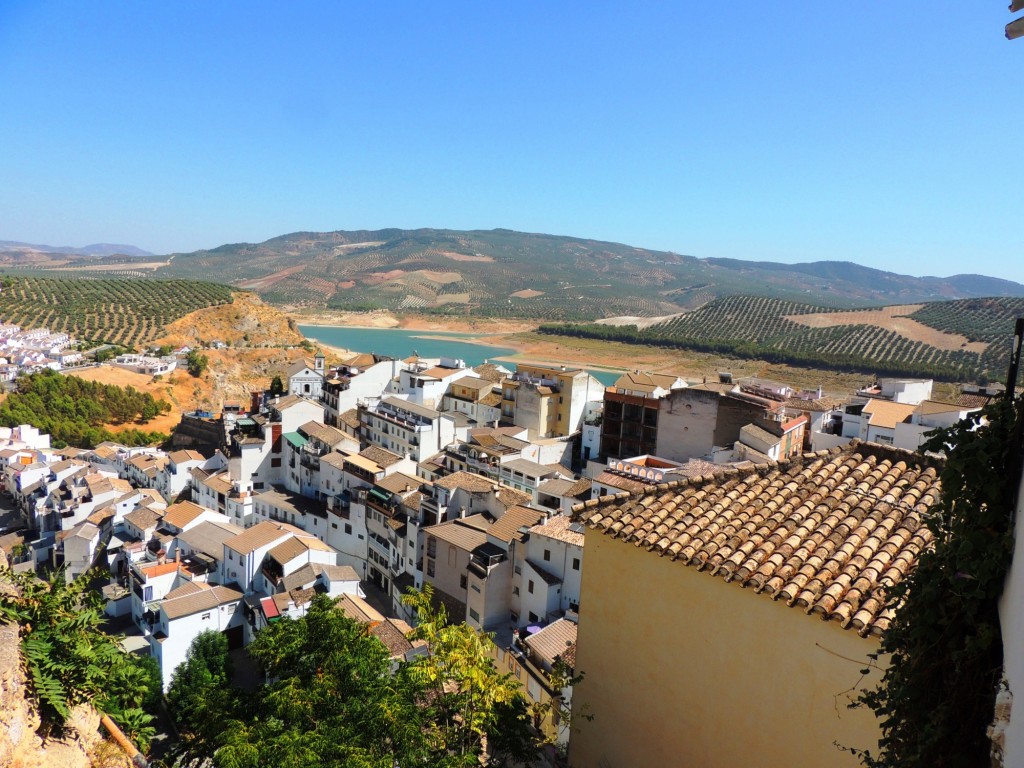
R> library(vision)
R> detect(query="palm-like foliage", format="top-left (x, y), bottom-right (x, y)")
top-left (0, 567), bottom-right (158, 751)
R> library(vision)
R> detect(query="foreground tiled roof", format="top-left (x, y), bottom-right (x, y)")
top-left (576, 442), bottom-right (941, 637)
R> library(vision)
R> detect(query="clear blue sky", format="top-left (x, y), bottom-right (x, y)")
top-left (1, 2), bottom-right (1021, 281)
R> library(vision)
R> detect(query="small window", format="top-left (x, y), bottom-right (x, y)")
top-left (528, 611), bottom-right (538, 623)
top-left (271, 458), bottom-right (281, 468)
top-left (572, 557), bottom-right (580, 571)
top-left (543, 549), bottom-right (551, 562)
top-left (331, 522), bottom-right (338, 529)
top-left (460, 574), bottom-right (468, 590)
top-left (528, 580), bottom-right (534, 594)
top-left (513, 586), bottom-right (520, 596)
top-left (469, 608), bottom-right (480, 623)
top-left (471, 584), bottom-right (480, 593)
top-left (201, 612), bottom-right (211, 620)
top-left (345, 524), bottom-right (352, 535)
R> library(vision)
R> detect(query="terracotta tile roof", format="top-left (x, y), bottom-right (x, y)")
top-left (450, 375), bottom-right (497, 392)
top-left (479, 392), bottom-right (503, 407)
top-left (281, 562), bottom-right (360, 592)
top-left (916, 399), bottom-right (973, 416)
top-left (524, 618), bottom-right (578, 670)
top-left (677, 459), bottom-right (724, 478)
top-left (593, 471), bottom-right (650, 494)
top-left (784, 396), bottom-right (840, 413)
top-left (300, 420), bottom-right (349, 446)
top-left (124, 507), bottom-right (162, 531)
top-left (612, 371), bottom-right (682, 394)
top-left (380, 396), bottom-right (440, 421)
top-left (225, 520), bottom-right (294, 555)
top-left (949, 392), bottom-right (992, 409)
top-left (577, 443), bottom-right (941, 637)
top-left (434, 471), bottom-right (497, 493)
top-left (162, 583), bottom-right (243, 620)
top-left (740, 423), bottom-right (782, 447)
top-left (168, 449), bottom-right (206, 464)
top-left (473, 363), bottom-right (509, 382)
top-left (564, 477), bottom-right (593, 498)
top-left (338, 409), bottom-right (361, 429)
top-left (201, 472), bottom-right (234, 495)
top-left (529, 514), bottom-right (585, 547)
top-left (162, 501), bottom-right (209, 530)
top-left (425, 518), bottom-right (490, 552)
top-left (417, 365), bottom-right (462, 379)
top-left (489, 506), bottom-right (546, 543)
top-left (177, 521), bottom-right (243, 559)
top-left (320, 451), bottom-right (351, 471)
top-left (862, 399), bottom-right (916, 430)
top-left (376, 472), bottom-right (422, 495)
top-left (267, 533), bottom-right (333, 564)
top-left (538, 478), bottom-right (576, 497)
top-left (286, 357), bottom-right (318, 378)
top-left (336, 593), bottom-right (385, 624)
top-left (496, 487), bottom-right (532, 509)
top-left (360, 445), bottom-right (404, 468)
top-left (86, 505), bottom-right (116, 527)
top-left (343, 352), bottom-right (379, 368)
top-left (370, 618), bottom-right (415, 657)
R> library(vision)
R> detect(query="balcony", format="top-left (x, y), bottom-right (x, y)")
top-left (261, 561), bottom-right (283, 588)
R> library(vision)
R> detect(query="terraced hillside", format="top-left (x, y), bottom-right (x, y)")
top-left (0, 275), bottom-right (233, 347)
top-left (540, 295), bottom-right (1024, 382)
top-left (125, 229), bottom-right (1024, 319)
top-left (4, 229), bottom-right (1024, 320)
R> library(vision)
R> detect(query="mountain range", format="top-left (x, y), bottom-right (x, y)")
top-left (1, 229), bottom-right (1021, 321)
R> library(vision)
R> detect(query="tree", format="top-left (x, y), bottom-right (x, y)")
top-left (173, 590), bottom-right (543, 768)
top-left (0, 567), bottom-right (158, 750)
top-left (853, 394), bottom-right (1023, 767)
top-left (402, 585), bottom-right (539, 767)
top-left (167, 629), bottom-right (233, 742)
top-left (186, 350), bottom-right (209, 377)
top-left (269, 375), bottom-right (285, 397)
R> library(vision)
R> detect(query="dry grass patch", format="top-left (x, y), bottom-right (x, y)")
top-left (439, 251), bottom-right (494, 262)
top-left (786, 304), bottom-right (989, 353)
top-left (510, 289), bottom-right (544, 299)
top-left (238, 265), bottom-right (307, 290)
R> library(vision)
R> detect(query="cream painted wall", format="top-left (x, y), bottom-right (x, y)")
top-left (998, 467), bottom-right (1024, 765)
top-left (570, 532), bottom-right (883, 768)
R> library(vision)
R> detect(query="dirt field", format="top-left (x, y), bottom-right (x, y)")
top-left (237, 265), bottom-right (306, 291)
top-left (596, 312), bottom-right (685, 329)
top-left (417, 270), bottom-right (463, 284)
top-left (786, 305), bottom-right (989, 353)
top-left (154, 293), bottom-right (304, 349)
top-left (487, 331), bottom-right (876, 398)
top-left (66, 367), bottom-right (208, 435)
top-left (440, 251), bottom-right (493, 262)
top-left (289, 309), bottom-right (536, 334)
top-left (510, 289), bottom-right (544, 299)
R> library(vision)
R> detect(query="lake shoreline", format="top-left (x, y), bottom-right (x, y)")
top-left (297, 323), bottom-right (627, 385)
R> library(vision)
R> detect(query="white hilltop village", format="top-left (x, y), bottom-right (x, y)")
top-left (2, 332), bottom-right (1023, 766)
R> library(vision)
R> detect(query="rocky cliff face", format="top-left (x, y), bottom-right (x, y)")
top-left (0, 566), bottom-right (112, 768)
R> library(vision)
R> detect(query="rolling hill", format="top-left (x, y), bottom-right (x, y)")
top-left (540, 295), bottom-right (1024, 382)
top-left (5, 228), bottom-right (1019, 321)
